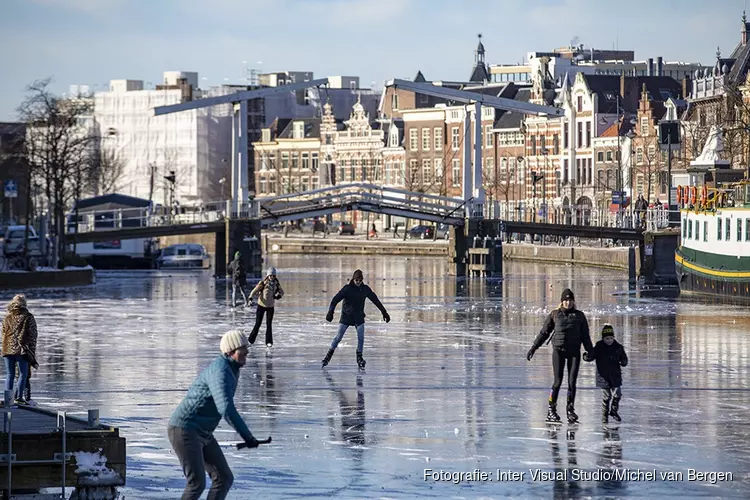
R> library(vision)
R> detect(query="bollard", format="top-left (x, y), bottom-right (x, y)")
top-left (3, 390), bottom-right (12, 407)
top-left (87, 409), bottom-right (100, 428)
top-left (628, 247), bottom-right (637, 289)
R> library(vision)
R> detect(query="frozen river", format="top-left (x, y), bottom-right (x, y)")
top-left (7, 255), bottom-right (750, 498)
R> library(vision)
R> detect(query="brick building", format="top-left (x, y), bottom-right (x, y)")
top-left (0, 123), bottom-right (30, 225)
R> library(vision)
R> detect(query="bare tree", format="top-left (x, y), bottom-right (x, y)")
top-left (633, 134), bottom-right (661, 202)
top-left (92, 148), bottom-right (125, 195)
top-left (18, 78), bottom-right (98, 266)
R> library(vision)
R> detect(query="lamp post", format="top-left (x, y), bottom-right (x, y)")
top-left (625, 129), bottom-right (636, 225)
top-left (516, 156), bottom-right (524, 222)
top-left (531, 169), bottom-right (545, 224)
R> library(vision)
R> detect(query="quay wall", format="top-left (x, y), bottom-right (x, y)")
top-left (0, 268), bottom-right (95, 290)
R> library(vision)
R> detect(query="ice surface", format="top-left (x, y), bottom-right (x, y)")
top-left (6, 255), bottom-right (750, 498)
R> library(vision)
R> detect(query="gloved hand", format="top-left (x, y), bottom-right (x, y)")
top-left (526, 348), bottom-right (535, 361)
top-left (583, 352), bottom-right (593, 362)
top-left (244, 436), bottom-right (260, 449)
top-left (274, 292), bottom-right (282, 300)
top-left (325, 310), bottom-right (334, 322)
top-left (383, 312), bottom-right (390, 323)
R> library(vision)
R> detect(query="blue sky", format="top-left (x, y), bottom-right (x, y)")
top-left (0, 0), bottom-right (745, 121)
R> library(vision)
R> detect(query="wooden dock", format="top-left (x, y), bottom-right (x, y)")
top-left (0, 404), bottom-right (126, 498)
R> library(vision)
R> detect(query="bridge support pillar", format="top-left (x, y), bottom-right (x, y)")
top-left (215, 230), bottom-right (227, 277)
top-left (641, 231), bottom-right (678, 286)
top-left (448, 225), bottom-right (467, 277)
top-left (225, 219), bottom-right (263, 279)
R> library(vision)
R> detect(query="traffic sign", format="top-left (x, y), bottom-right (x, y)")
top-left (4, 179), bottom-right (17, 198)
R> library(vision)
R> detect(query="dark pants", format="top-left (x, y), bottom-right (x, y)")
top-left (168, 426), bottom-right (233, 500)
top-left (602, 387), bottom-right (622, 413)
top-left (548, 349), bottom-right (581, 407)
top-left (249, 306), bottom-right (274, 345)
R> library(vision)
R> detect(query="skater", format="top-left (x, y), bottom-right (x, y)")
top-left (526, 288), bottom-right (593, 424)
top-left (248, 267), bottom-right (284, 347)
top-left (1, 294), bottom-right (38, 405)
top-left (168, 330), bottom-right (261, 500)
top-left (227, 251), bottom-right (247, 307)
top-left (590, 324), bottom-right (628, 423)
top-left (322, 269), bottom-right (390, 369)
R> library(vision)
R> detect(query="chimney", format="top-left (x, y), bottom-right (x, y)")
top-left (681, 76), bottom-right (692, 98)
top-left (657, 57), bottom-right (663, 76)
top-left (647, 58), bottom-right (654, 76)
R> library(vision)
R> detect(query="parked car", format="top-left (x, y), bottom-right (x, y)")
top-left (436, 223), bottom-right (451, 240)
top-left (331, 221), bottom-right (355, 235)
top-left (2, 225), bottom-right (41, 257)
top-left (408, 224), bottom-right (435, 239)
top-left (156, 243), bottom-right (211, 269)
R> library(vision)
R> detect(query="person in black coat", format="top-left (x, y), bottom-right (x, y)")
top-left (227, 251), bottom-right (247, 307)
top-left (592, 324), bottom-right (628, 423)
top-left (322, 269), bottom-right (390, 369)
top-left (527, 288), bottom-right (594, 423)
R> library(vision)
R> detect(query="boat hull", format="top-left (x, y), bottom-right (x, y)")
top-left (675, 249), bottom-right (750, 300)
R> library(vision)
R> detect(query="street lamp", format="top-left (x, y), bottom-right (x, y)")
top-left (625, 129), bottom-right (636, 225)
top-left (530, 168), bottom-right (545, 224)
top-left (164, 170), bottom-right (176, 223)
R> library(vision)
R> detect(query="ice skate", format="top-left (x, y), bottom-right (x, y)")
top-left (356, 351), bottom-right (366, 370)
top-left (566, 404), bottom-right (579, 424)
top-left (546, 405), bottom-right (561, 423)
top-left (322, 348), bottom-right (335, 367)
top-left (609, 398), bottom-right (621, 422)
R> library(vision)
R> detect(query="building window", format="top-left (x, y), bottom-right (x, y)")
top-left (302, 152), bottom-right (309, 170)
top-left (434, 158), bottom-right (443, 183)
top-left (312, 176), bottom-right (319, 190)
top-left (422, 159), bottom-right (431, 183)
top-left (281, 152), bottom-right (289, 170)
top-left (586, 121), bottom-right (591, 148)
top-left (485, 125), bottom-right (493, 148)
top-left (451, 127), bottom-right (459, 150)
top-left (636, 148), bottom-right (643, 164)
top-left (577, 96), bottom-right (583, 112)
top-left (597, 151), bottom-right (604, 162)
top-left (301, 176), bottom-right (309, 191)
top-left (577, 122), bottom-right (582, 149)
top-left (452, 159), bottom-right (460, 186)
top-left (563, 126), bottom-right (569, 149)
top-left (539, 135), bottom-right (546, 154)
top-left (717, 217), bottom-right (722, 240)
top-left (293, 121), bottom-right (304, 139)
top-left (434, 127), bottom-right (443, 150)
top-left (531, 136), bottom-right (537, 155)
top-left (606, 151), bottom-right (613, 162)
top-left (311, 152), bottom-right (319, 171)
top-left (262, 129), bottom-right (271, 142)
top-left (553, 134), bottom-right (559, 155)
top-left (409, 129), bottom-right (418, 151)
top-left (409, 159), bottom-right (417, 185)
top-left (391, 93), bottom-right (399, 110)
top-left (648, 145), bottom-right (656, 162)
top-left (292, 152), bottom-right (299, 170)
top-left (261, 155), bottom-right (268, 171)
top-left (641, 117), bottom-right (649, 135)
top-left (422, 128), bottom-right (430, 151)
top-left (260, 178), bottom-right (267, 194)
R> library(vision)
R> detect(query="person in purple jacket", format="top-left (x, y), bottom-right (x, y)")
top-left (168, 330), bottom-right (260, 500)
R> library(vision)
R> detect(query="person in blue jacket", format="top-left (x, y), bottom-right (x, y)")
top-left (322, 269), bottom-right (390, 369)
top-left (168, 330), bottom-right (260, 500)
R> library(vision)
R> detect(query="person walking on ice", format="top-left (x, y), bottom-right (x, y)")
top-left (227, 251), bottom-right (248, 307)
top-left (168, 330), bottom-right (261, 500)
top-left (526, 288), bottom-right (594, 424)
top-left (322, 269), bottom-right (390, 369)
top-left (591, 324), bottom-right (628, 423)
top-left (248, 267), bottom-right (284, 347)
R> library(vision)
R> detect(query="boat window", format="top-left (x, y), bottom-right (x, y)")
top-left (162, 247), bottom-right (175, 256)
top-left (178, 248), bottom-right (187, 256)
top-left (725, 218), bottom-right (730, 241)
top-left (746, 218), bottom-right (750, 241)
top-left (717, 218), bottom-right (722, 240)
top-left (189, 249), bottom-right (202, 256)
top-left (695, 220), bottom-right (699, 240)
top-left (682, 218), bottom-right (687, 238)
top-left (688, 219), bottom-right (693, 239)
top-left (703, 221), bottom-right (708, 242)
top-left (738, 219), bottom-right (743, 242)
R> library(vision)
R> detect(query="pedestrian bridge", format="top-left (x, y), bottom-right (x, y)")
top-left (67, 184), bottom-right (468, 243)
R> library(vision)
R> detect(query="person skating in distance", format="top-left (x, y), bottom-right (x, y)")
top-left (527, 288), bottom-right (594, 424)
top-left (322, 269), bottom-right (390, 369)
top-left (168, 330), bottom-right (260, 500)
top-left (590, 324), bottom-right (629, 424)
top-left (227, 251), bottom-right (248, 307)
top-left (248, 267), bottom-right (284, 347)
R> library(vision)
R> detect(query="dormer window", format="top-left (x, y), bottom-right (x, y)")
top-left (293, 121), bottom-right (304, 139)
top-left (261, 129), bottom-right (271, 142)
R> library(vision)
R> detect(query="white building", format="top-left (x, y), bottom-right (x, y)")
top-left (93, 71), bottom-right (234, 207)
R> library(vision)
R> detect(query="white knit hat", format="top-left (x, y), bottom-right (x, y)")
top-left (267, 267), bottom-right (277, 276)
top-left (220, 330), bottom-right (249, 354)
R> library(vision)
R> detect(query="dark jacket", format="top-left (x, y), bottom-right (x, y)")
top-left (593, 339), bottom-right (628, 388)
top-left (169, 354), bottom-right (255, 442)
top-left (228, 258), bottom-right (246, 286)
top-left (532, 307), bottom-right (593, 354)
top-left (329, 282), bottom-right (387, 326)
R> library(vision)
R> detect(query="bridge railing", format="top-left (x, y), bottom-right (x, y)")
top-left (66, 200), bottom-right (232, 234)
